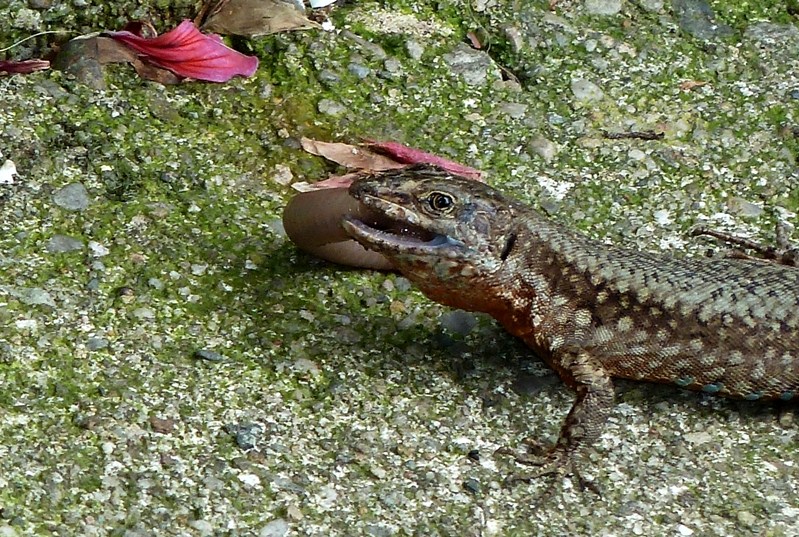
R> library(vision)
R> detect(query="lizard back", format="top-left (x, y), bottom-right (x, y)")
top-left (500, 212), bottom-right (799, 401)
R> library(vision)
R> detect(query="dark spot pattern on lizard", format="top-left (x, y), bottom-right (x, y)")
top-left (341, 164), bottom-right (799, 484)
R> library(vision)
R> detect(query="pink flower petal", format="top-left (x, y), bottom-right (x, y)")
top-left (0, 59), bottom-right (50, 75)
top-left (107, 20), bottom-right (258, 82)
top-left (365, 140), bottom-right (483, 180)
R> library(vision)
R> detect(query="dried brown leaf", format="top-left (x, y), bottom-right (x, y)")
top-left (679, 80), bottom-right (708, 91)
top-left (201, 0), bottom-right (320, 37)
top-left (300, 138), bottom-right (404, 171)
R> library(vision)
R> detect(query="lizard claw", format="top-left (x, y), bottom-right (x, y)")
top-left (495, 443), bottom-right (602, 497)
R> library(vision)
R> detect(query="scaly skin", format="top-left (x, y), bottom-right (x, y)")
top-left (341, 165), bottom-right (799, 482)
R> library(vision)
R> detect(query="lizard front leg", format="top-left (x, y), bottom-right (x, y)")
top-left (501, 346), bottom-right (614, 491)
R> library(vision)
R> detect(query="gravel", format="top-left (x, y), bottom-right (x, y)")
top-left (0, 0), bottom-right (798, 535)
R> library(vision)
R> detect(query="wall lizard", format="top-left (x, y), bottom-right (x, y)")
top-left (341, 165), bottom-right (799, 484)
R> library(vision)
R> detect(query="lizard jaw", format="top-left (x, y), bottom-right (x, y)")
top-left (342, 215), bottom-right (463, 254)
top-left (341, 194), bottom-right (466, 257)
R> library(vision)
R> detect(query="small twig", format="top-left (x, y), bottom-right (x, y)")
top-left (690, 224), bottom-right (799, 267)
top-left (0, 30), bottom-right (65, 53)
top-left (601, 130), bottom-right (664, 141)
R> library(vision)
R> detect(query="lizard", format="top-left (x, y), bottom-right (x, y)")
top-left (340, 164), bottom-right (799, 485)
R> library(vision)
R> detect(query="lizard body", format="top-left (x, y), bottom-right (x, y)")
top-left (341, 165), bottom-right (799, 478)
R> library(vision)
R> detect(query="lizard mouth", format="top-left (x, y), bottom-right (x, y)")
top-left (342, 194), bottom-right (464, 253)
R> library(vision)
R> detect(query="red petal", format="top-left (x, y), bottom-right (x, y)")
top-left (107, 20), bottom-right (258, 82)
top-left (0, 59), bottom-right (50, 75)
top-left (365, 141), bottom-right (483, 180)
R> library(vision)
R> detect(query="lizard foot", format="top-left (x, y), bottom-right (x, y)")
top-left (495, 443), bottom-right (601, 497)
top-left (691, 222), bottom-right (798, 266)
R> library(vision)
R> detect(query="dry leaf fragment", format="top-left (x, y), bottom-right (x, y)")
top-left (300, 138), bottom-right (404, 171)
top-left (201, 0), bottom-right (320, 37)
top-left (679, 80), bottom-right (708, 91)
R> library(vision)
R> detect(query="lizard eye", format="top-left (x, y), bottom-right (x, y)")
top-left (426, 191), bottom-right (455, 213)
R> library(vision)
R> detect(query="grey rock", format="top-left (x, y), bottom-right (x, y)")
top-left (728, 197), bottom-right (763, 218)
top-left (189, 520), bottom-right (213, 536)
top-left (194, 349), bottom-right (224, 362)
top-left (53, 182), bottom-right (90, 211)
top-left (341, 30), bottom-right (387, 59)
top-left (383, 58), bottom-right (402, 75)
top-left (46, 234), bottom-right (84, 253)
top-left (504, 26), bottom-right (524, 53)
top-left (405, 39), bottom-right (424, 61)
top-left (348, 62), bottom-right (371, 79)
top-left (440, 310), bottom-right (478, 336)
top-left (672, 0), bottom-right (733, 41)
top-left (443, 43), bottom-right (501, 86)
top-left (394, 277), bottom-right (412, 292)
top-left (639, 0), bottom-right (664, 11)
top-left (463, 477), bottom-right (481, 494)
top-left (51, 37), bottom-right (107, 90)
top-left (744, 22), bottom-right (799, 49)
top-left (132, 307), bottom-right (155, 320)
top-left (0, 525), bottom-right (20, 537)
top-left (7, 287), bottom-right (55, 307)
top-left (87, 337), bottom-right (109, 350)
top-left (571, 78), bottom-right (605, 102)
top-left (585, 0), bottom-right (622, 15)
top-left (317, 69), bottom-right (340, 85)
top-left (365, 525), bottom-right (394, 537)
top-left (88, 241), bottom-right (109, 257)
top-left (499, 102), bottom-right (528, 119)
top-left (259, 519), bottom-right (289, 537)
top-left (317, 98), bottom-right (346, 116)
top-left (528, 136), bottom-right (559, 162)
top-left (229, 423), bottom-right (264, 450)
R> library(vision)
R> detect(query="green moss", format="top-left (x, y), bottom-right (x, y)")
top-left (710, 0), bottom-right (795, 27)
top-left (1, 0), bottom-right (798, 533)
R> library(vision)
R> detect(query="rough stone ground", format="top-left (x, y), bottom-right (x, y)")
top-left (1, 0), bottom-right (799, 535)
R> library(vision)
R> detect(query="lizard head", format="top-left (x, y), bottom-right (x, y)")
top-left (341, 165), bottom-right (519, 311)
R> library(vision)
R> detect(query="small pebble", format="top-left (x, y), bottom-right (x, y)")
top-left (317, 98), bottom-right (347, 116)
top-left (440, 310), bottom-right (478, 336)
top-left (46, 234), bottom-right (84, 253)
top-left (194, 349), bottom-right (224, 362)
top-left (52, 182), bottom-right (90, 211)
top-left (462, 478), bottom-right (481, 495)
top-left (224, 423), bottom-right (265, 450)
top-left (571, 78), bottom-right (604, 102)
top-left (259, 519), bottom-right (289, 537)
top-left (528, 136), bottom-right (558, 162)
top-left (348, 63), bottom-right (371, 79)
top-left (405, 39), bottom-right (424, 60)
top-left (585, 0), bottom-right (622, 15)
top-left (150, 416), bottom-right (176, 434)
top-left (443, 43), bottom-right (501, 86)
top-left (86, 337), bottom-right (109, 350)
